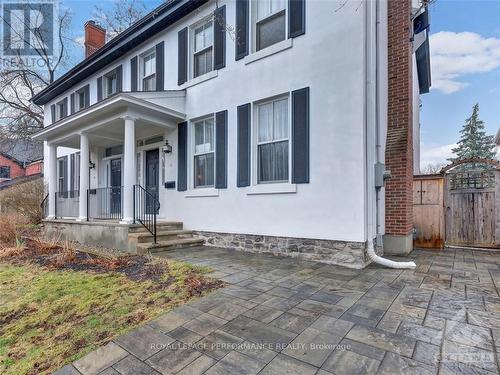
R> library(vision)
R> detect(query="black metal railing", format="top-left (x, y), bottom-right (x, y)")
top-left (134, 185), bottom-right (160, 243)
top-left (87, 187), bottom-right (123, 220)
top-left (40, 193), bottom-right (49, 219)
top-left (55, 190), bottom-right (80, 218)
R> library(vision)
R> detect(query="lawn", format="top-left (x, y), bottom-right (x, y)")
top-left (0, 241), bottom-right (223, 374)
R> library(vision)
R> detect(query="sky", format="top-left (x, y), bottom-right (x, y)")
top-left (61, 0), bottom-right (500, 170)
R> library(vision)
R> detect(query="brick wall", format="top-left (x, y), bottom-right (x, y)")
top-left (25, 160), bottom-right (43, 176)
top-left (0, 155), bottom-right (25, 180)
top-left (385, 0), bottom-right (414, 236)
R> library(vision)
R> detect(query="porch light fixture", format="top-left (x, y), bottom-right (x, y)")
top-left (89, 161), bottom-right (96, 169)
top-left (162, 140), bottom-right (172, 154)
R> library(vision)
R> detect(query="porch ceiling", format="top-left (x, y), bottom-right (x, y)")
top-left (33, 93), bottom-right (186, 147)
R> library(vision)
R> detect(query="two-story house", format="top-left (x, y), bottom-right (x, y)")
top-left (32, 0), bottom-right (431, 268)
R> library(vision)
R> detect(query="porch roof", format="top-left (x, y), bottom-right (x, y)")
top-left (32, 93), bottom-right (186, 147)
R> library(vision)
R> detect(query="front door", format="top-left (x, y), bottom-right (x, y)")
top-left (145, 149), bottom-right (159, 213)
top-left (110, 158), bottom-right (122, 214)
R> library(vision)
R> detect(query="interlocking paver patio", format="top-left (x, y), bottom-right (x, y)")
top-left (57, 247), bottom-right (500, 374)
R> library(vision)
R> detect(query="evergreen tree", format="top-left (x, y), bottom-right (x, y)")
top-left (448, 103), bottom-right (497, 164)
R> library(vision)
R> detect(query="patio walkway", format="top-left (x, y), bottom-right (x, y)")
top-left (55, 247), bottom-right (500, 375)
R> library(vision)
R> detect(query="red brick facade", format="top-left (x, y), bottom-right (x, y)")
top-left (0, 154), bottom-right (25, 180)
top-left (84, 21), bottom-right (106, 58)
top-left (25, 160), bottom-right (43, 176)
top-left (385, 0), bottom-right (414, 236)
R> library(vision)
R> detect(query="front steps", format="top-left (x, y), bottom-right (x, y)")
top-left (128, 221), bottom-right (204, 254)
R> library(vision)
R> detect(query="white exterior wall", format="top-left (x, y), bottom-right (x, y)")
top-left (43, 0), bottom-right (377, 243)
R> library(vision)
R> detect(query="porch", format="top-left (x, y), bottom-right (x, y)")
top-left (35, 92), bottom-right (204, 252)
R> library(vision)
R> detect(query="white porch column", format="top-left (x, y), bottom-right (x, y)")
top-left (121, 116), bottom-right (136, 224)
top-left (77, 133), bottom-right (90, 221)
top-left (47, 143), bottom-right (57, 219)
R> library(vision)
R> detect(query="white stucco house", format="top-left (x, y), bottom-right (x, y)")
top-left (32, 0), bottom-right (431, 268)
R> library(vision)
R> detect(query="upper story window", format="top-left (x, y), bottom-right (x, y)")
top-left (104, 71), bottom-right (117, 98)
top-left (255, 0), bottom-right (286, 51)
top-left (193, 20), bottom-right (213, 78)
top-left (55, 100), bottom-right (65, 121)
top-left (256, 97), bottom-right (289, 183)
top-left (193, 117), bottom-right (214, 188)
top-left (141, 50), bottom-right (156, 91)
top-left (0, 166), bottom-right (10, 179)
top-left (76, 87), bottom-right (86, 111)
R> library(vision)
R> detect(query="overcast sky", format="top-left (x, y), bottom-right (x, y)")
top-left (63, 0), bottom-right (500, 170)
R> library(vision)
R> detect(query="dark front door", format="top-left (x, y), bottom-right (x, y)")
top-left (110, 158), bottom-right (121, 214)
top-left (145, 149), bottom-right (159, 213)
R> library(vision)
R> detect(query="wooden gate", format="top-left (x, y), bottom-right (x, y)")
top-left (443, 159), bottom-right (500, 248)
top-left (413, 175), bottom-right (445, 248)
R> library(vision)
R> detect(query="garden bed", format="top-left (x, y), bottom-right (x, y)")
top-left (0, 233), bottom-right (224, 375)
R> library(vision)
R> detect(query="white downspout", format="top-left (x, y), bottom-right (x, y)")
top-left (366, 0), bottom-right (416, 269)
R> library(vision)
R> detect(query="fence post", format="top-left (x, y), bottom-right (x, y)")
top-left (54, 192), bottom-right (57, 219)
top-left (86, 189), bottom-right (89, 221)
top-left (133, 185), bottom-right (136, 224)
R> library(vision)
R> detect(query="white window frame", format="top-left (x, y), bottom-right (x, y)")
top-left (55, 100), bottom-right (65, 121)
top-left (75, 87), bottom-right (86, 111)
top-left (251, 0), bottom-right (288, 53)
top-left (191, 115), bottom-right (215, 189)
top-left (190, 17), bottom-right (214, 79)
top-left (104, 70), bottom-right (117, 98)
top-left (252, 94), bottom-right (291, 185)
top-left (140, 49), bottom-right (156, 91)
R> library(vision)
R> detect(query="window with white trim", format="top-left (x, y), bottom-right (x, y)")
top-left (141, 50), bottom-right (156, 91)
top-left (255, 0), bottom-right (286, 51)
top-left (193, 117), bottom-right (215, 188)
top-left (257, 97), bottom-right (289, 183)
top-left (104, 71), bottom-right (117, 98)
top-left (193, 20), bottom-right (213, 78)
top-left (55, 100), bottom-right (65, 121)
top-left (76, 88), bottom-right (86, 111)
top-left (0, 166), bottom-right (10, 179)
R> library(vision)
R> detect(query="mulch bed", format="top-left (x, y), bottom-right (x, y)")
top-left (1, 236), bottom-right (224, 296)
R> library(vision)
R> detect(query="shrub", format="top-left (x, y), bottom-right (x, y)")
top-left (0, 213), bottom-right (29, 246)
top-left (0, 178), bottom-right (44, 223)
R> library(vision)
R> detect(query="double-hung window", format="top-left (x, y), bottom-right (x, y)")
top-left (256, 0), bottom-right (286, 51)
top-left (58, 157), bottom-right (67, 194)
top-left (76, 88), bottom-right (86, 111)
top-left (193, 117), bottom-right (215, 188)
top-left (55, 100), bottom-right (65, 121)
top-left (141, 51), bottom-right (156, 91)
top-left (193, 21), bottom-right (213, 78)
top-left (257, 97), bottom-right (289, 183)
top-left (105, 71), bottom-right (117, 98)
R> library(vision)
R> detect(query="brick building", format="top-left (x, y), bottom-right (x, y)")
top-left (0, 139), bottom-right (43, 182)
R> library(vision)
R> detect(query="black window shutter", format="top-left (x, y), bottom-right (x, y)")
top-left (62, 97), bottom-right (68, 118)
top-left (292, 87), bottom-right (310, 183)
top-left (130, 56), bottom-right (138, 91)
top-left (177, 122), bottom-right (188, 191)
top-left (235, 0), bottom-right (249, 60)
top-left (50, 104), bottom-right (55, 123)
top-left (116, 65), bottom-right (123, 92)
top-left (70, 93), bottom-right (75, 114)
top-left (214, 5), bottom-right (226, 70)
top-left (178, 27), bottom-right (188, 85)
top-left (237, 103), bottom-right (251, 187)
top-left (215, 110), bottom-right (228, 188)
top-left (289, 0), bottom-right (306, 38)
top-left (84, 85), bottom-right (90, 108)
top-left (156, 42), bottom-right (164, 91)
top-left (97, 76), bottom-right (103, 101)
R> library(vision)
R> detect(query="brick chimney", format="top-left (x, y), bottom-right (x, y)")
top-left (384, 0), bottom-right (414, 255)
top-left (84, 21), bottom-right (106, 58)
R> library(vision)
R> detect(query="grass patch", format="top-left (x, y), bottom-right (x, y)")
top-left (0, 259), bottom-right (222, 374)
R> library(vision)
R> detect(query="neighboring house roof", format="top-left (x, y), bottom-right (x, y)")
top-left (0, 139), bottom-right (44, 166)
top-left (31, 0), bottom-right (207, 105)
top-left (0, 173), bottom-right (43, 190)
top-left (496, 129), bottom-right (500, 145)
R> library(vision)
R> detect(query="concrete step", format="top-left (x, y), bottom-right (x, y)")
top-left (136, 237), bottom-right (204, 254)
top-left (128, 221), bottom-right (183, 233)
top-left (128, 229), bottom-right (194, 243)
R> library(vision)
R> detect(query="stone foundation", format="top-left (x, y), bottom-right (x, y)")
top-left (193, 231), bottom-right (383, 269)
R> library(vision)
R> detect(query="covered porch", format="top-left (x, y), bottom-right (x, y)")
top-left (34, 93), bottom-right (185, 227)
